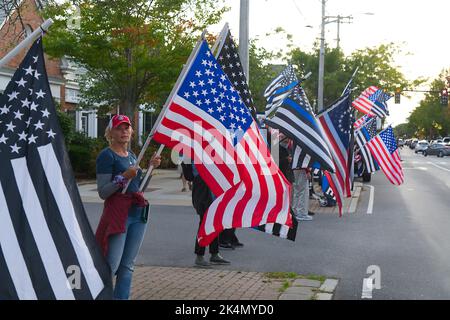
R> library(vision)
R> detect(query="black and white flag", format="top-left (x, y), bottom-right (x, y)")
top-left (0, 38), bottom-right (112, 299)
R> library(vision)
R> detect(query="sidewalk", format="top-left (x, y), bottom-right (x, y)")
top-left (78, 169), bottom-right (364, 214)
top-left (78, 169), bottom-right (192, 206)
top-left (79, 170), bottom-right (363, 300)
top-left (131, 266), bottom-right (338, 300)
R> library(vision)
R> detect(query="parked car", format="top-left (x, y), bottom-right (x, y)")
top-left (443, 137), bottom-right (450, 146)
top-left (423, 143), bottom-right (450, 157)
top-left (410, 139), bottom-right (419, 149)
top-left (414, 140), bottom-right (429, 153)
top-left (398, 139), bottom-right (405, 147)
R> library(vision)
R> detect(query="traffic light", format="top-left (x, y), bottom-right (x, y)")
top-left (395, 89), bottom-right (401, 104)
top-left (441, 89), bottom-right (448, 106)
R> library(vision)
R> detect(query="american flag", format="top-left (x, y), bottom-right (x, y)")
top-left (264, 65), bottom-right (298, 117)
top-left (153, 40), bottom-right (291, 246)
top-left (264, 73), bottom-right (335, 173)
top-left (366, 126), bottom-right (404, 185)
top-left (355, 117), bottom-right (380, 173)
top-left (354, 114), bottom-right (374, 130)
top-left (0, 38), bottom-right (112, 299)
top-left (216, 30), bottom-right (257, 120)
top-left (215, 29), bottom-right (294, 241)
top-left (317, 94), bottom-right (353, 216)
top-left (352, 86), bottom-right (391, 118)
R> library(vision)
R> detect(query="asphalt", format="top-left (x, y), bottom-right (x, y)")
top-left (82, 148), bottom-right (450, 299)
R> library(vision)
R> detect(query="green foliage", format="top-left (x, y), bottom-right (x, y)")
top-left (42, 0), bottom-right (227, 123)
top-left (393, 123), bottom-right (416, 139)
top-left (248, 30), bottom-right (423, 112)
top-left (68, 132), bottom-right (108, 178)
top-left (289, 43), bottom-right (424, 108)
top-left (248, 41), bottom-right (280, 112)
top-left (407, 69), bottom-right (450, 139)
top-left (54, 100), bottom-right (75, 145)
top-left (265, 272), bottom-right (298, 279)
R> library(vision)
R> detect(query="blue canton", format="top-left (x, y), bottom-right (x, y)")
top-left (177, 41), bottom-right (253, 146)
top-left (379, 126), bottom-right (398, 154)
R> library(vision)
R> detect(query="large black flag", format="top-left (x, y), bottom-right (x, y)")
top-left (0, 38), bottom-right (112, 299)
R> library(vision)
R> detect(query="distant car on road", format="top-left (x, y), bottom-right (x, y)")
top-left (414, 140), bottom-right (429, 153)
top-left (410, 139), bottom-right (419, 149)
top-left (423, 143), bottom-right (450, 157)
top-left (443, 137), bottom-right (450, 146)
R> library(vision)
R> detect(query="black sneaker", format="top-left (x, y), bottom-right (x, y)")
top-left (231, 242), bottom-right (244, 248)
top-left (308, 211), bottom-right (316, 216)
top-left (219, 242), bottom-right (234, 250)
top-left (210, 253), bottom-right (230, 265)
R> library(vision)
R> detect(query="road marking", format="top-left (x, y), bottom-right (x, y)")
top-left (427, 162), bottom-right (450, 172)
top-left (366, 185), bottom-right (374, 215)
top-left (402, 167), bottom-right (428, 170)
top-left (348, 187), bottom-right (361, 213)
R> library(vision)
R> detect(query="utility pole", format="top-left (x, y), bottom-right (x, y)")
top-left (239, 0), bottom-right (250, 80)
top-left (333, 15), bottom-right (353, 49)
top-left (317, 0), bottom-right (326, 112)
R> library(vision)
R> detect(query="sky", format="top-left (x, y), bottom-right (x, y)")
top-left (209, 0), bottom-right (450, 126)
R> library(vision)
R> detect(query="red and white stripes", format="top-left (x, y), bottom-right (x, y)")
top-left (352, 86), bottom-right (379, 116)
top-left (366, 136), bottom-right (404, 185)
top-left (154, 95), bottom-right (291, 246)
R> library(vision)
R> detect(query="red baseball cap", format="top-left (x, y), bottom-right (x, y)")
top-left (108, 114), bottom-right (131, 129)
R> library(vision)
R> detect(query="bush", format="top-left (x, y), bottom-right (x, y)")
top-left (68, 132), bottom-right (108, 179)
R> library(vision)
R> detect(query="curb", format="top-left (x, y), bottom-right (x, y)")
top-left (278, 278), bottom-right (339, 300)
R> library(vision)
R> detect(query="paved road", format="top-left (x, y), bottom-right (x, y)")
top-left (84, 148), bottom-right (450, 299)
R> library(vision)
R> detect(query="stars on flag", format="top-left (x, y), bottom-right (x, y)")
top-left (0, 49), bottom-right (57, 158)
top-left (177, 41), bottom-right (253, 145)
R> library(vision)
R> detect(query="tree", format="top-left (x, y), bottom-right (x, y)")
top-left (248, 39), bottom-right (282, 112)
top-left (42, 0), bottom-right (227, 127)
top-left (394, 122), bottom-right (416, 139)
top-left (289, 43), bottom-right (424, 109)
top-left (1, 0), bottom-right (26, 38)
top-left (407, 70), bottom-right (450, 139)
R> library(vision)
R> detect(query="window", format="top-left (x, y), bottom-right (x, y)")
top-left (80, 112), bottom-right (89, 136)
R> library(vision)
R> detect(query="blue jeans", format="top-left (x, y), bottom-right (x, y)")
top-left (106, 205), bottom-right (148, 300)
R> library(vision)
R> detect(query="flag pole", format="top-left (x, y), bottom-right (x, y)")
top-left (341, 67), bottom-right (359, 96)
top-left (0, 19), bottom-right (53, 69)
top-left (300, 71), bottom-right (312, 83)
top-left (138, 144), bottom-right (164, 191)
top-left (211, 23), bottom-right (229, 56)
top-left (124, 31), bottom-right (207, 193)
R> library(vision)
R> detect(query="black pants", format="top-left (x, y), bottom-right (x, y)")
top-left (194, 212), bottom-right (219, 256)
top-left (219, 228), bottom-right (239, 245)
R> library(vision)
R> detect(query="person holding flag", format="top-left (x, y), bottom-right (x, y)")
top-left (95, 115), bottom-right (162, 300)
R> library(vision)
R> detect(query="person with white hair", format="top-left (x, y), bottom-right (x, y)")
top-left (95, 114), bottom-right (161, 299)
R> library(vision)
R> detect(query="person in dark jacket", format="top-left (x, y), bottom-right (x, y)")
top-left (182, 163), bottom-right (230, 267)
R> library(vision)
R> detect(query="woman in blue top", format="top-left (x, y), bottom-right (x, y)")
top-left (96, 114), bottom-right (161, 300)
